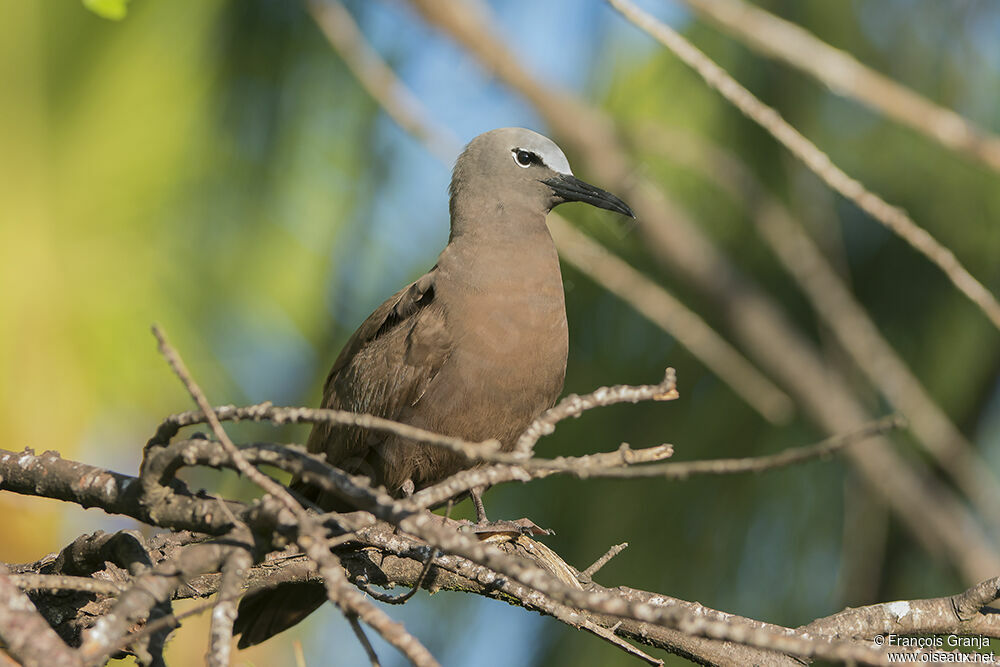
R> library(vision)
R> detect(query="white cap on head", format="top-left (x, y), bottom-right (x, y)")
top-left (509, 128), bottom-right (573, 176)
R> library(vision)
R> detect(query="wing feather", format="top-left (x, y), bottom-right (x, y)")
top-left (304, 268), bottom-right (449, 478)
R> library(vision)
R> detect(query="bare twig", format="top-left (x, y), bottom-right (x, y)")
top-left (601, 415), bottom-right (902, 480)
top-left (578, 619), bottom-right (664, 666)
top-left (146, 374), bottom-right (676, 471)
top-left (582, 543), bottom-right (629, 579)
top-left (355, 547), bottom-right (437, 605)
top-left (347, 613), bottom-right (382, 667)
top-left (145, 401), bottom-right (502, 467)
top-left (79, 538), bottom-right (242, 664)
top-left (5, 573), bottom-right (124, 596)
top-left (207, 544), bottom-right (252, 667)
top-left (410, 415), bottom-right (899, 511)
top-left (154, 414), bottom-right (671, 478)
top-left (143, 428), bottom-right (861, 663)
top-left (549, 219), bottom-right (794, 424)
top-left (153, 325), bottom-right (316, 518)
top-left (520, 442), bottom-right (674, 472)
top-left (395, 524), bottom-right (893, 663)
top-left (0, 427), bottom-right (944, 663)
top-left (115, 599), bottom-right (218, 656)
top-left (515, 368), bottom-right (678, 456)
top-left (349, 525), bottom-right (796, 665)
top-left (607, 0), bottom-right (1000, 334)
top-left (675, 0), bottom-right (1000, 173)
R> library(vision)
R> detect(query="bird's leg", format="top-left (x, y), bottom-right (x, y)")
top-left (470, 485), bottom-right (489, 524)
top-left (461, 486), bottom-right (553, 537)
top-left (391, 479), bottom-right (417, 536)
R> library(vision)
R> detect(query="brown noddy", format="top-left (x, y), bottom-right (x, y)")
top-left (234, 127), bottom-right (634, 647)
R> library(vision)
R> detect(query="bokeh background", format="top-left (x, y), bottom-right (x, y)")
top-left (3, 0), bottom-right (1000, 665)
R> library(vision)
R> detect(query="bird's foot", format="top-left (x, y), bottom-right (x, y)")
top-left (458, 518), bottom-right (554, 538)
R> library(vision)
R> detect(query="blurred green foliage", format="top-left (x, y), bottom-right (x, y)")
top-left (83, 0), bottom-right (131, 21)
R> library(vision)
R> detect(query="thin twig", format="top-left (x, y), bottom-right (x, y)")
top-left (607, 0), bottom-right (1000, 334)
top-left (356, 547), bottom-right (437, 605)
top-left (117, 599), bottom-right (218, 655)
top-left (294, 640), bottom-right (308, 667)
top-left (80, 538), bottom-right (243, 664)
top-left (354, 523), bottom-right (800, 666)
top-left (515, 368), bottom-right (678, 456)
top-left (347, 613), bottom-right (382, 667)
top-left (289, 469), bottom-right (901, 665)
top-left (5, 573), bottom-right (125, 596)
top-left (521, 442), bottom-right (674, 472)
top-left (579, 618), bottom-right (664, 666)
top-left (675, 0), bottom-right (1000, 173)
top-left (613, 415), bottom-right (903, 480)
top-left (149, 403), bottom-right (671, 470)
top-left (582, 543), bottom-right (629, 580)
top-left (549, 218), bottom-right (794, 424)
top-left (146, 401), bottom-right (502, 465)
top-left (6, 442), bottom-right (973, 664)
top-left (410, 416), bottom-right (900, 509)
top-left (199, 441), bottom-right (890, 662)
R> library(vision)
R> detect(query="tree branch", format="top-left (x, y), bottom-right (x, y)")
top-left (674, 0), bottom-right (1000, 173)
top-left (1, 402), bottom-right (941, 666)
top-left (606, 0), bottom-right (1000, 334)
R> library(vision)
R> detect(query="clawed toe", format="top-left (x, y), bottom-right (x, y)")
top-left (459, 518), bottom-right (553, 537)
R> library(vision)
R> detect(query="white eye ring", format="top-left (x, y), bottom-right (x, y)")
top-left (512, 149), bottom-right (534, 168)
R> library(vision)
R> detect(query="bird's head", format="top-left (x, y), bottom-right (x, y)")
top-left (449, 128), bottom-right (634, 232)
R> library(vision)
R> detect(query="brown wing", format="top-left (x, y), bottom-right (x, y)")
top-left (236, 275), bottom-right (448, 647)
top-left (303, 268), bottom-right (449, 488)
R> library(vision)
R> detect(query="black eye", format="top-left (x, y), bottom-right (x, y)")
top-left (513, 149), bottom-right (534, 168)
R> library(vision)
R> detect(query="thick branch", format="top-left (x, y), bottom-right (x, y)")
top-left (802, 576), bottom-right (1000, 639)
top-left (0, 566), bottom-right (82, 667)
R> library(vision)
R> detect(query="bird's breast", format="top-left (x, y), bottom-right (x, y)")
top-left (436, 234), bottom-right (569, 367)
top-left (425, 245), bottom-right (570, 447)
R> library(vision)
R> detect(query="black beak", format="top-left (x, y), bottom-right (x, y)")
top-left (543, 174), bottom-right (635, 218)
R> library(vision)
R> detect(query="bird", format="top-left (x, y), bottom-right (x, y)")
top-left (234, 127), bottom-right (634, 647)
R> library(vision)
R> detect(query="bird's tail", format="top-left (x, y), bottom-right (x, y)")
top-left (234, 581), bottom-right (327, 649)
top-left (234, 476), bottom-right (365, 648)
